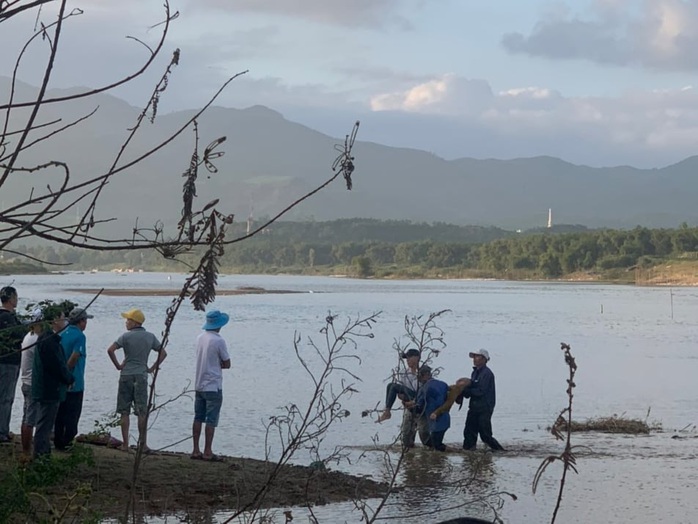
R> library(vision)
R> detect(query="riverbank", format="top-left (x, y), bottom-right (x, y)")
top-left (9, 259), bottom-right (698, 287)
top-left (67, 286), bottom-right (307, 296)
top-left (0, 437), bottom-right (388, 521)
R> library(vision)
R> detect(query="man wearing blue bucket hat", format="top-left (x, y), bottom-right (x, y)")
top-left (191, 310), bottom-right (231, 462)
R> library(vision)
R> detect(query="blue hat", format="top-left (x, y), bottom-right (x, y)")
top-left (202, 310), bottom-right (229, 330)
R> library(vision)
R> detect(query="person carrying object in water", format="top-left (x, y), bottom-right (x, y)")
top-left (430, 376), bottom-right (472, 420)
top-left (377, 349), bottom-right (420, 422)
top-left (406, 365), bottom-right (450, 451)
top-left (460, 349), bottom-right (505, 451)
top-left (376, 348), bottom-right (429, 448)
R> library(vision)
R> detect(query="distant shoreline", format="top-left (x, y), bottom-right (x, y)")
top-left (66, 287), bottom-right (308, 296)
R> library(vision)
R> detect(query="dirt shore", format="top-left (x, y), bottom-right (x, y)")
top-left (0, 438), bottom-right (388, 521)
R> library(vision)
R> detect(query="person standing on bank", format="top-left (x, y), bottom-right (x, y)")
top-left (191, 310), bottom-right (231, 462)
top-left (20, 308), bottom-right (44, 461)
top-left (0, 286), bottom-right (24, 444)
top-left (32, 308), bottom-right (74, 458)
top-left (107, 308), bottom-right (166, 452)
top-left (54, 307), bottom-right (93, 451)
top-left (19, 309), bottom-right (43, 458)
top-left (461, 349), bottom-right (505, 451)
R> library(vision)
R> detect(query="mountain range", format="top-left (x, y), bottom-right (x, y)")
top-left (3, 76), bottom-right (698, 238)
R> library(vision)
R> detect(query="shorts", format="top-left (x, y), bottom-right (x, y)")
top-left (194, 390), bottom-right (223, 427)
top-left (117, 374), bottom-right (148, 416)
top-left (21, 383), bottom-right (38, 427)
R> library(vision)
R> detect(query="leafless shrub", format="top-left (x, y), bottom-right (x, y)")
top-left (219, 312), bottom-right (381, 524)
top-left (2, 2), bottom-right (365, 522)
top-left (532, 342), bottom-right (582, 524)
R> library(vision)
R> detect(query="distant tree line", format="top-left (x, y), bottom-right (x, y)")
top-left (227, 218), bottom-right (513, 244)
top-left (9, 221), bottom-right (698, 279)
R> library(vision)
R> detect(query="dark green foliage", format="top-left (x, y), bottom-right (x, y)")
top-left (0, 445), bottom-right (94, 522)
top-left (23, 299), bottom-right (77, 323)
top-left (0, 261), bottom-right (47, 274)
top-left (352, 256), bottom-right (373, 278)
top-left (10, 220), bottom-right (698, 279)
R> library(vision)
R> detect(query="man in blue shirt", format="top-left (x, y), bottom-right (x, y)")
top-left (409, 365), bottom-right (450, 451)
top-left (54, 307), bottom-right (93, 451)
top-left (461, 349), bottom-right (505, 451)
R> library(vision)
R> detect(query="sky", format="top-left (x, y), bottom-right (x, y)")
top-left (3, 0), bottom-right (698, 167)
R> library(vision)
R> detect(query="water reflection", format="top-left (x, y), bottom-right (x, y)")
top-left (382, 450), bottom-right (504, 522)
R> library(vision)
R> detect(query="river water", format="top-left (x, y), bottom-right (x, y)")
top-left (5, 272), bottom-right (698, 523)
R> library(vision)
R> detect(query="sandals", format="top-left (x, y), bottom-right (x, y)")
top-left (202, 454), bottom-right (224, 462)
top-left (191, 452), bottom-right (224, 462)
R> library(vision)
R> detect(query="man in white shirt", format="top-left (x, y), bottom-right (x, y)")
top-left (191, 310), bottom-right (231, 461)
top-left (19, 308), bottom-right (42, 459)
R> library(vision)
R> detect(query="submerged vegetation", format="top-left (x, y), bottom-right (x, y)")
top-left (562, 415), bottom-right (660, 434)
top-left (9, 219), bottom-right (698, 284)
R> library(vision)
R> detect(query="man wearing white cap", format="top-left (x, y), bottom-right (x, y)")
top-left (191, 310), bottom-right (231, 461)
top-left (19, 308), bottom-right (43, 458)
top-left (461, 349), bottom-right (504, 451)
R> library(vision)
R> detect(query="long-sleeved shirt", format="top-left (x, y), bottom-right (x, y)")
top-left (0, 308), bottom-right (24, 366)
top-left (414, 378), bottom-right (450, 433)
top-left (464, 365), bottom-right (496, 412)
top-left (32, 331), bottom-right (74, 402)
top-left (432, 382), bottom-right (468, 418)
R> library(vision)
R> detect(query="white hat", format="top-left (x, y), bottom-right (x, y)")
top-left (469, 349), bottom-right (490, 361)
top-left (32, 307), bottom-right (44, 322)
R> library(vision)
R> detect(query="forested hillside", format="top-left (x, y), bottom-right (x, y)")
top-left (7, 219), bottom-right (698, 283)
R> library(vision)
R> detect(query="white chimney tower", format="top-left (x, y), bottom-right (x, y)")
top-left (547, 208), bottom-right (552, 228)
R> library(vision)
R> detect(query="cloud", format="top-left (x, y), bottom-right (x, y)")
top-left (370, 74), bottom-right (495, 116)
top-left (501, 0), bottom-right (698, 71)
top-left (196, 0), bottom-right (428, 28)
top-left (366, 73), bottom-right (698, 166)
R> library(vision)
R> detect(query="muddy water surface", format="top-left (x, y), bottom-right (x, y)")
top-left (9, 273), bottom-right (698, 523)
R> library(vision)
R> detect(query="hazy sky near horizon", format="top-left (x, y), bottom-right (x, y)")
top-left (4, 0), bottom-right (698, 167)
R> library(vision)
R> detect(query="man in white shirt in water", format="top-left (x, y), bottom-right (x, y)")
top-left (377, 348), bottom-right (429, 448)
top-left (191, 310), bottom-right (231, 462)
